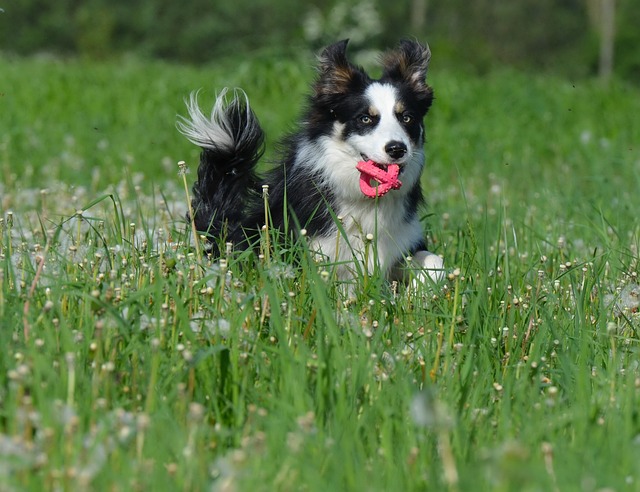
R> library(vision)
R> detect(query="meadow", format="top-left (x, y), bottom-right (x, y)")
top-left (1, 52), bottom-right (640, 491)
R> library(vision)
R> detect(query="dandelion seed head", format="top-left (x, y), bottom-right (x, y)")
top-left (177, 160), bottom-right (189, 176)
top-left (188, 402), bottom-right (205, 423)
top-left (410, 391), bottom-right (451, 428)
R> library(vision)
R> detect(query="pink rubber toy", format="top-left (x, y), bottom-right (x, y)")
top-left (356, 160), bottom-right (403, 198)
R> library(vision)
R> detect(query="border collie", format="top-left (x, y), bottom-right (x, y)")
top-left (178, 39), bottom-right (444, 284)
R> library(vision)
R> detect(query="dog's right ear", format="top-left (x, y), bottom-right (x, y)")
top-left (314, 39), bottom-right (367, 96)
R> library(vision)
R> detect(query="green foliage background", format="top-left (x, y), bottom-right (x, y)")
top-left (1, 0), bottom-right (639, 81)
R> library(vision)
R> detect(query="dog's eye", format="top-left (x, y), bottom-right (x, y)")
top-left (402, 114), bottom-right (413, 124)
top-left (359, 115), bottom-right (374, 125)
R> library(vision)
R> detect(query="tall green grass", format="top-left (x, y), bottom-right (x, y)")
top-left (1, 53), bottom-right (640, 491)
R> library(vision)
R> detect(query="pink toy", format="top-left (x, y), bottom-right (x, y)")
top-left (356, 160), bottom-right (403, 198)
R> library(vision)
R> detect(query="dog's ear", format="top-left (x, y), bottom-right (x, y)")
top-left (382, 40), bottom-right (431, 94)
top-left (314, 39), bottom-right (367, 96)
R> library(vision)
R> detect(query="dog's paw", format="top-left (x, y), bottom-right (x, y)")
top-left (411, 250), bottom-right (445, 284)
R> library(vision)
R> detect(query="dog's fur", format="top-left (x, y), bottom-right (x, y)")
top-left (177, 39), bottom-right (443, 283)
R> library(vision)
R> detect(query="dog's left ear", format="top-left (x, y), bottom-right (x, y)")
top-left (382, 40), bottom-right (431, 94)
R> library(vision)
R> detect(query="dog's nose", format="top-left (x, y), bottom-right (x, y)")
top-left (385, 141), bottom-right (407, 160)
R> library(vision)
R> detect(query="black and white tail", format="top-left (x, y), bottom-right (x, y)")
top-left (177, 88), bottom-right (265, 244)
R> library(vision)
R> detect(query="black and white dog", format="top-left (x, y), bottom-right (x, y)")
top-left (178, 39), bottom-right (443, 283)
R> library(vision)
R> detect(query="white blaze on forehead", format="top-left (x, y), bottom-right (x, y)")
top-left (364, 83), bottom-right (399, 118)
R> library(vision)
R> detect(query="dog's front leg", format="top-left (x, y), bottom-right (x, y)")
top-left (410, 250), bottom-right (445, 284)
top-left (389, 249), bottom-right (445, 286)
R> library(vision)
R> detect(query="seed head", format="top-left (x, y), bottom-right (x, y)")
top-left (177, 160), bottom-right (190, 176)
top-left (188, 402), bottom-right (205, 423)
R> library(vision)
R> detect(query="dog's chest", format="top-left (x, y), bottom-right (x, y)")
top-left (309, 196), bottom-right (423, 275)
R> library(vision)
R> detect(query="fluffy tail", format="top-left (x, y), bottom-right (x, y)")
top-left (177, 88), bottom-right (265, 244)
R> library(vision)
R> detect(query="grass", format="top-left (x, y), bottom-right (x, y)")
top-left (1, 52), bottom-right (640, 491)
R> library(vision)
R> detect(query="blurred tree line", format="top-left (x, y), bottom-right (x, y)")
top-left (1, 0), bottom-right (638, 81)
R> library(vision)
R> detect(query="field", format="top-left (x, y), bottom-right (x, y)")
top-left (1, 53), bottom-right (640, 491)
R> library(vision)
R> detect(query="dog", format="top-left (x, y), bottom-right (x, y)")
top-left (177, 39), bottom-right (444, 285)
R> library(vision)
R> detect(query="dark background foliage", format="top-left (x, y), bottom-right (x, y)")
top-left (1, 0), bottom-right (638, 81)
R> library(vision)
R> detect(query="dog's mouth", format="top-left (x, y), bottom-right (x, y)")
top-left (360, 154), bottom-right (404, 173)
top-left (356, 156), bottom-right (403, 199)
top-left (359, 155), bottom-right (404, 174)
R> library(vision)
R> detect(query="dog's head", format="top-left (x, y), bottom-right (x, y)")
top-left (307, 39), bottom-right (433, 199)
